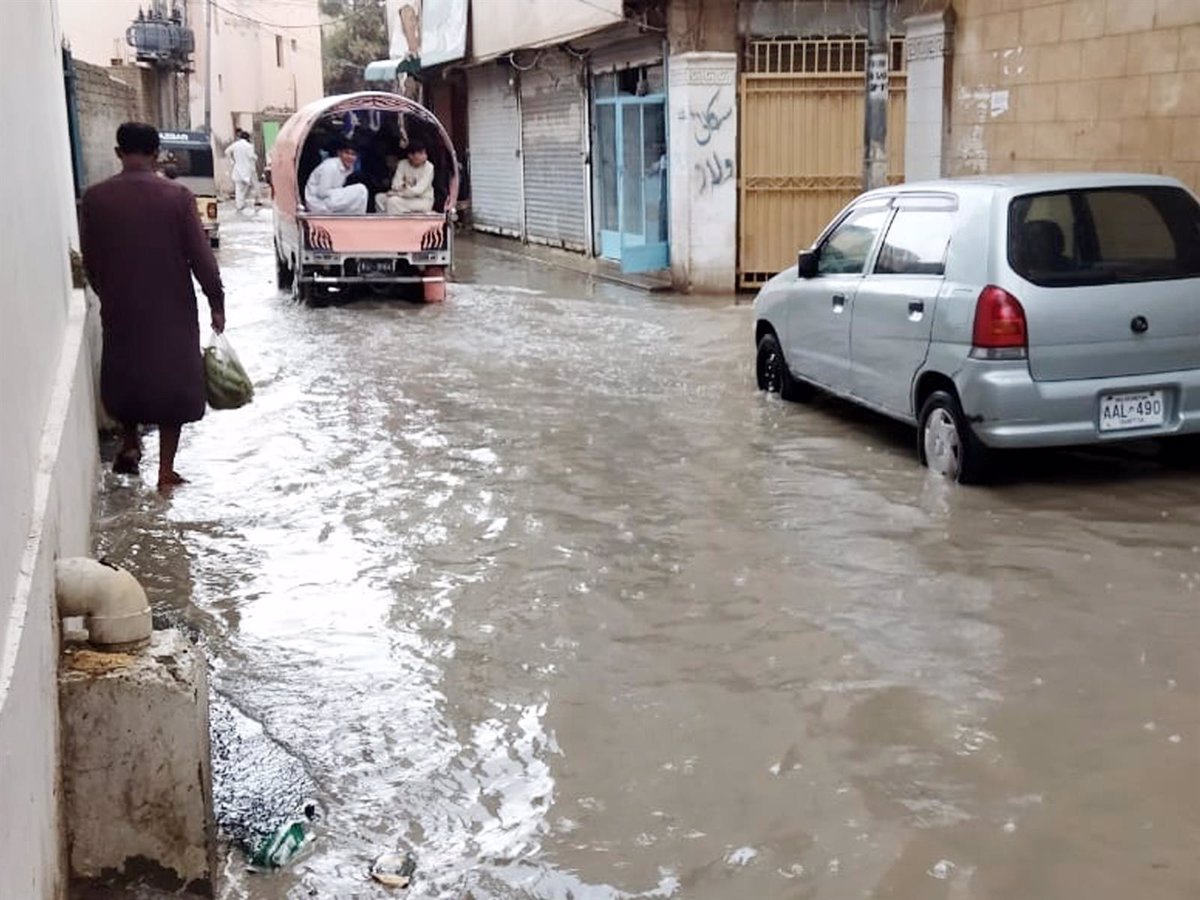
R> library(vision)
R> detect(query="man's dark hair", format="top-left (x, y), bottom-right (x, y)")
top-left (239, 130), bottom-right (251, 141)
top-left (328, 135), bottom-right (354, 153)
top-left (116, 122), bottom-right (160, 156)
top-left (406, 141), bottom-right (426, 156)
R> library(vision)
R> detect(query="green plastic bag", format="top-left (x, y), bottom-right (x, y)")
top-left (203, 332), bottom-right (254, 410)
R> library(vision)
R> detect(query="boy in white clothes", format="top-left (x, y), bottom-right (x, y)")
top-left (377, 142), bottom-right (435, 215)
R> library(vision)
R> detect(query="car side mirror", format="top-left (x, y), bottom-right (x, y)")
top-left (797, 249), bottom-right (819, 279)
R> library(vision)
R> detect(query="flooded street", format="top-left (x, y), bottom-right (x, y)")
top-left (95, 212), bottom-right (1199, 900)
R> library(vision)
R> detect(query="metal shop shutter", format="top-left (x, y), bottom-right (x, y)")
top-left (467, 64), bottom-right (523, 237)
top-left (520, 52), bottom-right (588, 251)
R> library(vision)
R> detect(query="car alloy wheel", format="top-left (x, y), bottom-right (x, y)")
top-left (923, 407), bottom-right (962, 478)
top-left (918, 390), bottom-right (992, 485)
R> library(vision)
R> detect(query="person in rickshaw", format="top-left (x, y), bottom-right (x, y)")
top-left (303, 136), bottom-right (368, 215)
top-left (376, 141), bottom-right (435, 215)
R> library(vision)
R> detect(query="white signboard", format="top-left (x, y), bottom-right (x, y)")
top-left (471, 0), bottom-right (623, 61)
top-left (385, 0), bottom-right (467, 69)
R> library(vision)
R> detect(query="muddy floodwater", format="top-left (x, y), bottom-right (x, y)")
top-left (94, 213), bottom-right (1199, 900)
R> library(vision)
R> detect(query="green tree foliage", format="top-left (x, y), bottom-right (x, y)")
top-left (321, 0), bottom-right (388, 95)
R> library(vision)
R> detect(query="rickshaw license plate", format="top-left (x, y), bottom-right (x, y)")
top-left (358, 259), bottom-right (394, 277)
top-left (1099, 390), bottom-right (1165, 431)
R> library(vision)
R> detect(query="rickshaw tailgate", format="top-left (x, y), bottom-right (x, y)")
top-left (298, 214), bottom-right (449, 254)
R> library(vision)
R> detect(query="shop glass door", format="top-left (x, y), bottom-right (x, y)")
top-left (593, 71), bottom-right (669, 273)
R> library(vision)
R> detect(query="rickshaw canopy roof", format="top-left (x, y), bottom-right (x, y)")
top-left (271, 91), bottom-right (459, 181)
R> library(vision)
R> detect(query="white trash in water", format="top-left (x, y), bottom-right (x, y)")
top-left (371, 851), bottom-right (417, 889)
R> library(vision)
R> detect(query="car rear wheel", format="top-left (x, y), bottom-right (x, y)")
top-left (756, 333), bottom-right (808, 402)
top-left (918, 390), bottom-right (992, 484)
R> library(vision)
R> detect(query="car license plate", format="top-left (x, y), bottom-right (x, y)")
top-left (358, 259), bottom-right (394, 276)
top-left (1099, 390), bottom-right (1165, 432)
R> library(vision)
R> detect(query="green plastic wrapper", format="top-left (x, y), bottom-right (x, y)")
top-left (204, 332), bottom-right (254, 410)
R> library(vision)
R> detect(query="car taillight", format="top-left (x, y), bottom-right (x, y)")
top-left (207, 202), bottom-right (218, 219)
top-left (971, 285), bottom-right (1027, 359)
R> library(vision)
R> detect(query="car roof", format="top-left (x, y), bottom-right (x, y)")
top-left (861, 172), bottom-right (1188, 200)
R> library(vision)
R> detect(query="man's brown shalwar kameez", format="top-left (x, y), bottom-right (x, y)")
top-left (80, 170), bottom-right (225, 425)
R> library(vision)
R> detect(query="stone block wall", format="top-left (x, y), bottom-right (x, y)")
top-left (947, 0), bottom-right (1200, 189)
top-left (74, 59), bottom-right (139, 187)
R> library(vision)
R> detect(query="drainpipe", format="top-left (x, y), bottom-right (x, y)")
top-left (56, 558), bottom-right (153, 647)
top-left (863, 0), bottom-right (889, 191)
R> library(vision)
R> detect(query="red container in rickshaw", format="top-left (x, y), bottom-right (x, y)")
top-left (270, 91), bottom-right (459, 304)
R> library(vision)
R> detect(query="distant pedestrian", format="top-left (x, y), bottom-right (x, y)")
top-left (80, 122), bottom-right (226, 492)
top-left (225, 129), bottom-right (258, 212)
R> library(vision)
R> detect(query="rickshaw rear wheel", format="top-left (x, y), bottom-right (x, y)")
top-left (275, 243), bottom-right (294, 290)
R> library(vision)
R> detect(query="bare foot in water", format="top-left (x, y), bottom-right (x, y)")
top-left (157, 471), bottom-right (189, 493)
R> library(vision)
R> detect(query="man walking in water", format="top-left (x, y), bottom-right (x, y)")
top-left (225, 129), bottom-right (258, 212)
top-left (81, 122), bottom-right (226, 492)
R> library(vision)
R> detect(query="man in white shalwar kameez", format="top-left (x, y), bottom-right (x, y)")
top-left (225, 130), bottom-right (258, 212)
top-left (376, 142), bottom-right (436, 215)
top-left (304, 138), bottom-right (368, 215)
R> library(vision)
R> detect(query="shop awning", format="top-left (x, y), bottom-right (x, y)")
top-left (364, 58), bottom-right (401, 81)
top-left (364, 58), bottom-right (423, 82)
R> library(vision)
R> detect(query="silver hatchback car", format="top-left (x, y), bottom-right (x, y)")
top-left (754, 174), bottom-right (1200, 483)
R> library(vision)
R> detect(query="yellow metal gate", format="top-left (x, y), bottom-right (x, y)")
top-left (738, 37), bottom-right (907, 289)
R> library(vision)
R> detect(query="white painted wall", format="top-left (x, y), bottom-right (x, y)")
top-left (904, 10), bottom-right (953, 183)
top-left (0, 1), bottom-right (100, 898)
top-left (667, 52), bottom-right (738, 293)
top-left (58, 0), bottom-right (145, 66)
top-left (189, 0), bottom-right (325, 189)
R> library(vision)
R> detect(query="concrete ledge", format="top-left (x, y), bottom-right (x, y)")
top-left (61, 630), bottom-right (215, 897)
top-left (0, 288), bottom-right (98, 900)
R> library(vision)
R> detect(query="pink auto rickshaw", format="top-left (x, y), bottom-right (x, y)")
top-left (271, 91), bottom-right (459, 304)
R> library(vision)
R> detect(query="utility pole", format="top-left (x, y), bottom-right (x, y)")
top-left (863, 0), bottom-right (888, 191)
top-left (203, 0), bottom-right (213, 133)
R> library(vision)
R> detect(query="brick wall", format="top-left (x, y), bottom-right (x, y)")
top-left (947, 0), bottom-right (1200, 190)
top-left (74, 59), bottom-right (138, 187)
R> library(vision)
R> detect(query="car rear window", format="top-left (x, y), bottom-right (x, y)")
top-left (1008, 186), bottom-right (1200, 286)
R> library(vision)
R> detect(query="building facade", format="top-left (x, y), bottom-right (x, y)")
top-left (456, 0), bottom-right (740, 291)
top-left (451, 0), bottom-right (1200, 292)
top-left (60, 0), bottom-right (324, 190)
top-left (1, 2), bottom-right (100, 897)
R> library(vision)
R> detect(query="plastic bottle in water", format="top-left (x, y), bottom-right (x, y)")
top-left (248, 801), bottom-right (317, 872)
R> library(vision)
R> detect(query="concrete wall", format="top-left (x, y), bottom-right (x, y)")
top-left (668, 51), bottom-right (739, 292)
top-left (73, 59), bottom-right (138, 187)
top-left (667, 0), bottom-right (738, 53)
top-left (738, 0), bottom-right (928, 39)
top-left (0, 1), bottom-right (100, 898)
top-left (947, 0), bottom-right (1200, 188)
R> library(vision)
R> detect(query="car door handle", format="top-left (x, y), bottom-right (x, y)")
top-left (908, 300), bottom-right (925, 321)
top-left (832, 294), bottom-right (846, 314)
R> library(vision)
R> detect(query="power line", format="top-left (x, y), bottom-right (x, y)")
top-left (210, 0), bottom-right (327, 30)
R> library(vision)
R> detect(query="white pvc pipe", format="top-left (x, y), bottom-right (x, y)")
top-left (56, 558), bottom-right (152, 647)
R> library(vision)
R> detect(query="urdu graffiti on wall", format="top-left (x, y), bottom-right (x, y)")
top-left (696, 152), bottom-right (734, 192)
top-left (690, 87), bottom-right (734, 194)
top-left (690, 89), bottom-right (732, 146)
